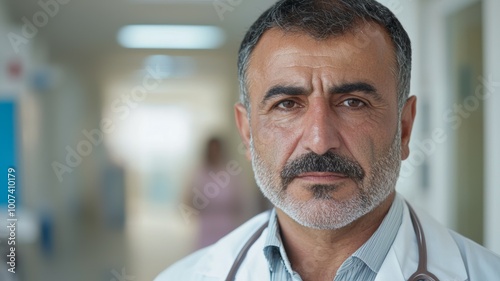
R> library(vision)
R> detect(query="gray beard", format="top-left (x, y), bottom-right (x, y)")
top-left (249, 125), bottom-right (401, 230)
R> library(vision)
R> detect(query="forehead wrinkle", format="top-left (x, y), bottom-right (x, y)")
top-left (276, 52), bottom-right (337, 59)
top-left (285, 64), bottom-right (344, 69)
top-left (271, 52), bottom-right (355, 72)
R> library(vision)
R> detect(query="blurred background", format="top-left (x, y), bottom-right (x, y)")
top-left (0, 0), bottom-right (498, 280)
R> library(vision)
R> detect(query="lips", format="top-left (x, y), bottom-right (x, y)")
top-left (297, 172), bottom-right (347, 177)
top-left (295, 172), bottom-right (348, 182)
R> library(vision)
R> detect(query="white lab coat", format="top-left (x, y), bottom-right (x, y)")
top-left (155, 200), bottom-right (500, 280)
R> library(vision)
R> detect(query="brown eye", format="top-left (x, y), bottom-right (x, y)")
top-left (342, 99), bottom-right (365, 108)
top-left (277, 100), bottom-right (297, 109)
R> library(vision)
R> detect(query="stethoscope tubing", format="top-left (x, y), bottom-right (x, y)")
top-left (406, 202), bottom-right (440, 281)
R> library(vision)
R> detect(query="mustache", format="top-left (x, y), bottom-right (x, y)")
top-left (280, 151), bottom-right (365, 188)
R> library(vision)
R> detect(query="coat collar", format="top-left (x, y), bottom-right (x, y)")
top-left (376, 200), bottom-right (468, 281)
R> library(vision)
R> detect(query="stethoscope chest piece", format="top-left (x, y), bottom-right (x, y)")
top-left (407, 272), bottom-right (439, 281)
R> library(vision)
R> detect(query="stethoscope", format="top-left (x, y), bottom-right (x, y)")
top-left (225, 201), bottom-right (440, 281)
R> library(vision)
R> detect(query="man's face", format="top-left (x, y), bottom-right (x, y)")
top-left (235, 23), bottom-right (416, 229)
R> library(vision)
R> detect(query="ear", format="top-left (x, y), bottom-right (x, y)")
top-left (400, 96), bottom-right (417, 160)
top-left (234, 103), bottom-right (252, 161)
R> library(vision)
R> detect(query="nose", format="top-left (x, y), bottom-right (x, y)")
top-left (300, 97), bottom-right (341, 155)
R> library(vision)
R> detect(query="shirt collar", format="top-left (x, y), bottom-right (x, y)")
top-left (263, 208), bottom-right (295, 274)
top-left (351, 194), bottom-right (403, 273)
top-left (262, 194), bottom-right (404, 275)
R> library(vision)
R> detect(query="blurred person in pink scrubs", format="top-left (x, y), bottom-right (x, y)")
top-left (187, 137), bottom-right (245, 250)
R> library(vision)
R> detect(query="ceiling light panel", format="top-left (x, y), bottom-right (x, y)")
top-left (117, 25), bottom-right (225, 49)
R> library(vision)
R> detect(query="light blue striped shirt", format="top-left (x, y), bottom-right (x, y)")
top-left (263, 195), bottom-right (404, 281)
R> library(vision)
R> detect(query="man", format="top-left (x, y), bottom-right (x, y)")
top-left (155, 0), bottom-right (500, 280)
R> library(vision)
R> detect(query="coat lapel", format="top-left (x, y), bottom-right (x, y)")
top-left (377, 201), bottom-right (468, 281)
top-left (236, 229), bottom-right (271, 281)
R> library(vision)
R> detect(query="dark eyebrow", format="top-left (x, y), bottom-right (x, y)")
top-left (261, 85), bottom-right (308, 106)
top-left (330, 82), bottom-right (381, 100)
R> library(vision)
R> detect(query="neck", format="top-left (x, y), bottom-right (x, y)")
top-left (275, 192), bottom-right (395, 281)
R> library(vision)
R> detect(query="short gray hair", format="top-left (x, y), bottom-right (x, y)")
top-left (238, 0), bottom-right (412, 110)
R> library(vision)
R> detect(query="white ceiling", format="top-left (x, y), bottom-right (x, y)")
top-left (4, 0), bottom-right (277, 58)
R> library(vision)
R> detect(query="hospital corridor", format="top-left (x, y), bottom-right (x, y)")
top-left (0, 0), bottom-right (499, 280)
